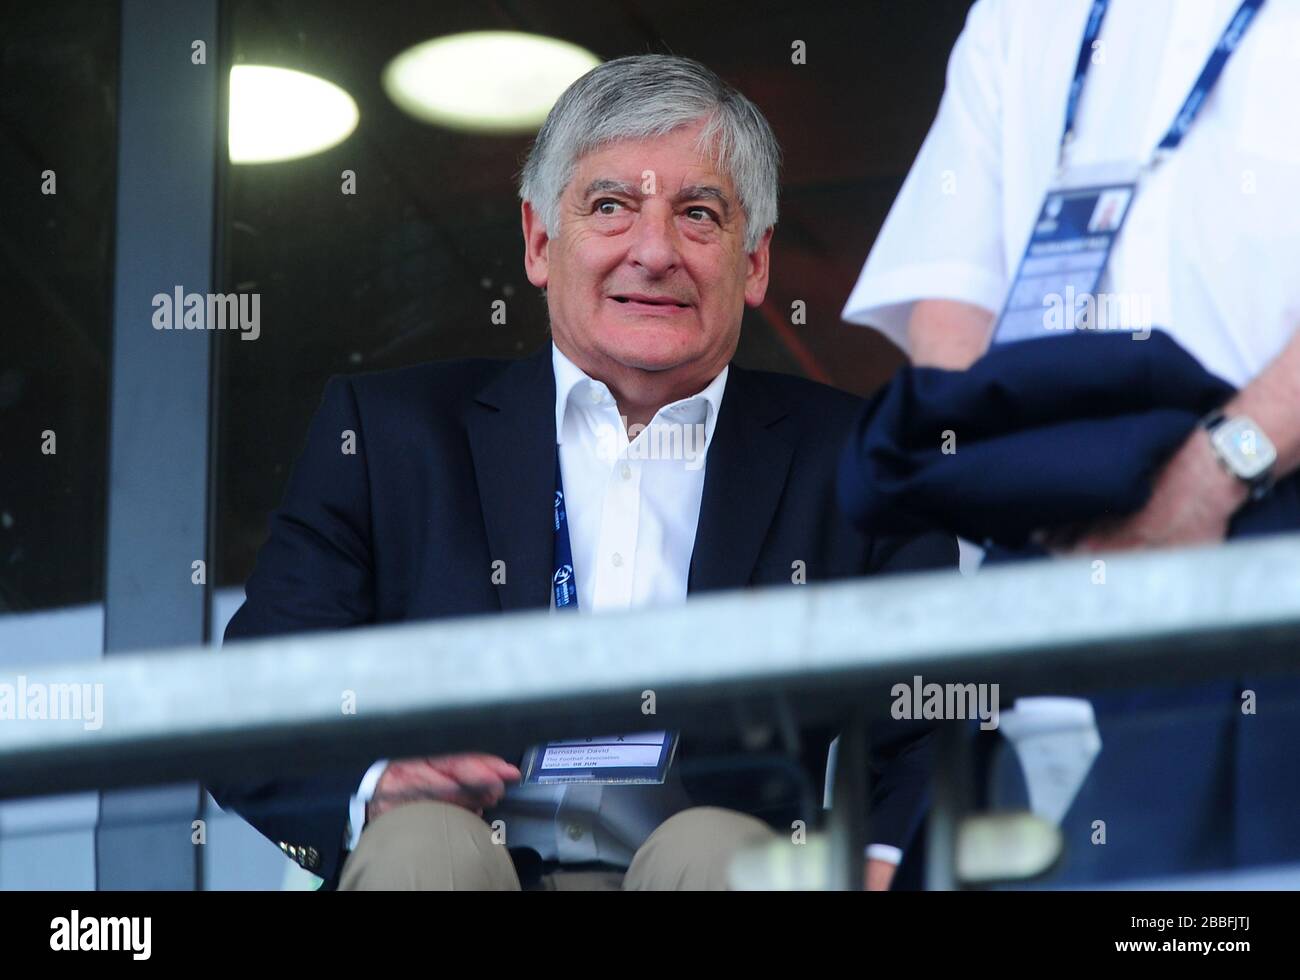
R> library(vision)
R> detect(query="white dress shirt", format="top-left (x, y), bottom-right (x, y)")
top-left (551, 342), bottom-right (724, 612)
top-left (843, 0), bottom-right (1300, 388)
top-left (347, 342), bottom-right (725, 860)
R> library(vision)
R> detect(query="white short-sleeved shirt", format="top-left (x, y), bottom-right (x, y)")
top-left (842, 0), bottom-right (1300, 388)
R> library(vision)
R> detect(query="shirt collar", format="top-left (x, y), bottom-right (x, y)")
top-left (551, 341), bottom-right (728, 454)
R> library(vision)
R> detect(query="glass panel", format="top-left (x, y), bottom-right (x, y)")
top-left (0, 1), bottom-right (118, 614)
top-left (0, 1), bottom-right (119, 890)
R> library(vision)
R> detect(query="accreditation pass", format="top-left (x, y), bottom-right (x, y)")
top-left (991, 161), bottom-right (1140, 346)
top-left (520, 731), bottom-right (679, 785)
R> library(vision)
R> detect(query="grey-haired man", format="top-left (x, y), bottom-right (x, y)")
top-left (210, 54), bottom-right (955, 891)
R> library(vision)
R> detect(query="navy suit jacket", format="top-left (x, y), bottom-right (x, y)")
top-left (208, 345), bottom-right (957, 886)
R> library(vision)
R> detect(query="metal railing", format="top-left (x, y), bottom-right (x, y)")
top-left (2, 532), bottom-right (1298, 888)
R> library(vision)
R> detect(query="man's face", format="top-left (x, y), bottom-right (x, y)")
top-left (523, 120), bottom-right (771, 389)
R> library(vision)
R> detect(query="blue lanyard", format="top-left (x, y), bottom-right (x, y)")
top-left (1061, 0), bottom-right (1266, 164)
top-left (553, 454), bottom-right (578, 611)
top-left (1061, 0), bottom-right (1110, 154)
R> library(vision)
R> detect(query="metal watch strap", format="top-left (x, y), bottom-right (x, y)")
top-left (1200, 410), bottom-right (1273, 500)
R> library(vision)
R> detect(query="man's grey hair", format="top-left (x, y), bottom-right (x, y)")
top-left (519, 54), bottom-right (780, 253)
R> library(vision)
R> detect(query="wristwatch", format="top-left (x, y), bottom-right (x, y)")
top-left (1201, 411), bottom-right (1277, 500)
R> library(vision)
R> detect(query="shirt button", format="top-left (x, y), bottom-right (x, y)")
top-left (589, 388), bottom-right (602, 403)
top-left (620, 464), bottom-right (632, 480)
top-left (611, 552), bottom-right (623, 568)
top-left (566, 823), bottom-right (584, 841)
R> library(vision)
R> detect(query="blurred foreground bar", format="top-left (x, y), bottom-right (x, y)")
top-left (1, 533), bottom-right (1298, 798)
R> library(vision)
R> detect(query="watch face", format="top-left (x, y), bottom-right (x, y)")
top-left (1211, 417), bottom-right (1277, 480)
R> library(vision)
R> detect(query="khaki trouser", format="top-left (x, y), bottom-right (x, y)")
top-left (338, 801), bottom-right (779, 891)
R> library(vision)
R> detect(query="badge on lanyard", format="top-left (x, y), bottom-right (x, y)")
top-left (518, 454), bottom-right (679, 785)
top-left (993, 161), bottom-right (1139, 345)
top-left (990, 0), bottom-right (1266, 347)
top-left (521, 731), bottom-right (680, 786)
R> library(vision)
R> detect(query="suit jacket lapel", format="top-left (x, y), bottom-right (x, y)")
top-left (466, 345), bottom-right (556, 613)
top-left (689, 365), bottom-right (796, 594)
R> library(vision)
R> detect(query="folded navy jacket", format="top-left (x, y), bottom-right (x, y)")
top-left (838, 329), bottom-right (1299, 551)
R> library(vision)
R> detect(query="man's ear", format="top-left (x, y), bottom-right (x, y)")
top-left (522, 200), bottom-right (550, 289)
top-left (743, 227), bottom-right (774, 308)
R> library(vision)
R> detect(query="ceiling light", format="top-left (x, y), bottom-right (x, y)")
top-left (382, 31), bottom-right (600, 134)
top-left (229, 65), bottom-right (359, 164)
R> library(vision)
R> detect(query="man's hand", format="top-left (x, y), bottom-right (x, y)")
top-left (1066, 428), bottom-right (1248, 553)
top-left (366, 754), bottom-right (521, 825)
top-left (864, 858), bottom-right (896, 891)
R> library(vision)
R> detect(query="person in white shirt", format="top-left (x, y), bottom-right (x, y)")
top-left (841, 0), bottom-right (1300, 879)
top-left (844, 0), bottom-right (1300, 548)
